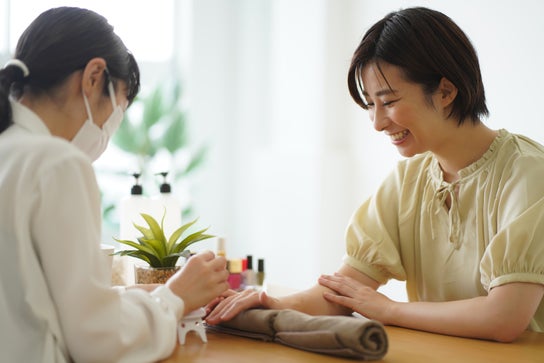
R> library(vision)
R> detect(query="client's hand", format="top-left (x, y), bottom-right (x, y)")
top-left (165, 250), bottom-right (230, 314)
top-left (319, 272), bottom-right (394, 323)
top-left (205, 288), bottom-right (282, 325)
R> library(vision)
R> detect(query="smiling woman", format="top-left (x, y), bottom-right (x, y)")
top-left (175, 0), bottom-right (544, 300)
top-left (204, 6), bottom-right (544, 345)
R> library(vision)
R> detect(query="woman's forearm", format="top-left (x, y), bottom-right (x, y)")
top-left (278, 284), bottom-right (353, 316)
top-left (387, 282), bottom-right (543, 342)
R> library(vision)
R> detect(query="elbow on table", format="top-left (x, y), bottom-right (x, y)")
top-left (491, 330), bottom-right (523, 343)
top-left (487, 320), bottom-right (528, 343)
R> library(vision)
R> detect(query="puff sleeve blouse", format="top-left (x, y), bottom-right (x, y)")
top-left (344, 129), bottom-right (544, 332)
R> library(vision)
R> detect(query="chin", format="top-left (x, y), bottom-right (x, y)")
top-left (396, 143), bottom-right (425, 158)
top-left (397, 149), bottom-right (417, 158)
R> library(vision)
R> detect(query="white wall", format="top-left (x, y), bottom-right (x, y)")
top-left (183, 0), bottom-right (544, 299)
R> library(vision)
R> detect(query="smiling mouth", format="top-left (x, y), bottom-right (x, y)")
top-left (390, 130), bottom-right (409, 142)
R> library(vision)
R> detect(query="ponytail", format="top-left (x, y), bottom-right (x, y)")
top-left (0, 61), bottom-right (28, 133)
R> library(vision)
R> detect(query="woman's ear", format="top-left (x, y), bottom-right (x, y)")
top-left (438, 77), bottom-right (458, 108)
top-left (81, 58), bottom-right (107, 97)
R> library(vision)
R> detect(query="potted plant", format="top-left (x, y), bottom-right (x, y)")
top-left (113, 212), bottom-right (214, 284)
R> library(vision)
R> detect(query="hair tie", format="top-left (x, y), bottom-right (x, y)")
top-left (3, 59), bottom-right (30, 78)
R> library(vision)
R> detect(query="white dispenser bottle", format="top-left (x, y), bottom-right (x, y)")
top-left (150, 172), bottom-right (182, 238)
top-left (119, 173), bottom-right (150, 242)
top-left (118, 173), bottom-right (151, 285)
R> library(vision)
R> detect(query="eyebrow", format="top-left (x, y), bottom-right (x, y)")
top-left (361, 89), bottom-right (397, 97)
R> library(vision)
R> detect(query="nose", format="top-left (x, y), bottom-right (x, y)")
top-left (370, 106), bottom-right (389, 132)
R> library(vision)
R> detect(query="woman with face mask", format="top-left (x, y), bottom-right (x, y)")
top-left (0, 7), bottom-right (229, 363)
top-left (206, 7), bottom-right (544, 343)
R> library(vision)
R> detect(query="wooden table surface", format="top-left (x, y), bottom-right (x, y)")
top-left (159, 325), bottom-right (544, 363)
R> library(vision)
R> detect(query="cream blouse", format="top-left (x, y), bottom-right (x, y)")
top-left (344, 129), bottom-right (544, 331)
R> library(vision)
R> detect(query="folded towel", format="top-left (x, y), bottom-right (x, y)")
top-left (206, 309), bottom-right (388, 360)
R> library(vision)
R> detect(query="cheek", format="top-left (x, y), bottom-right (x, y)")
top-left (95, 101), bottom-right (114, 128)
top-left (390, 106), bottom-right (417, 127)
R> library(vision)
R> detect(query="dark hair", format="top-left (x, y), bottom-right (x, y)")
top-left (347, 7), bottom-right (488, 125)
top-left (0, 6), bottom-right (140, 133)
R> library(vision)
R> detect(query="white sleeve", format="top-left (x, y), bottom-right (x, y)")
top-left (32, 154), bottom-right (184, 363)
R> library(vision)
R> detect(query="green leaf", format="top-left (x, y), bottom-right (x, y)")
top-left (174, 230), bottom-right (214, 253)
top-left (159, 207), bottom-right (167, 230)
top-left (162, 250), bottom-right (192, 268)
top-left (167, 218), bottom-right (198, 253)
top-left (114, 249), bottom-right (162, 267)
top-left (113, 238), bottom-right (155, 255)
top-left (111, 250), bottom-right (150, 264)
top-left (113, 114), bottom-right (139, 154)
top-left (140, 213), bottom-right (166, 242)
top-left (142, 88), bottom-right (164, 129)
top-left (161, 255), bottom-right (181, 268)
top-left (133, 223), bottom-right (154, 241)
top-left (140, 238), bottom-right (166, 260)
top-left (162, 110), bottom-right (188, 153)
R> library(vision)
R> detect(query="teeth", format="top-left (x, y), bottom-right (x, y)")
top-left (390, 130), bottom-right (408, 141)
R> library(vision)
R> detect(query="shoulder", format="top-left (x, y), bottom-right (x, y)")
top-left (0, 127), bottom-right (93, 185)
top-left (494, 131), bottom-right (544, 175)
top-left (495, 130), bottom-right (544, 157)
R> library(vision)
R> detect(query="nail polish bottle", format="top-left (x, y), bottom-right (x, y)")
top-left (227, 258), bottom-right (243, 291)
top-left (216, 237), bottom-right (226, 257)
top-left (242, 255), bottom-right (257, 289)
top-left (256, 258), bottom-right (265, 287)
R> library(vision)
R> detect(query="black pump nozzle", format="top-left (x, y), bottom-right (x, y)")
top-left (131, 172), bottom-right (143, 195)
top-left (156, 171), bottom-right (171, 193)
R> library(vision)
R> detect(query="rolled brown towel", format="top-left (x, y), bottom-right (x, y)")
top-left (206, 309), bottom-right (388, 360)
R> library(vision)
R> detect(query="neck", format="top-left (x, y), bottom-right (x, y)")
top-left (433, 122), bottom-right (498, 183)
top-left (19, 74), bottom-right (86, 140)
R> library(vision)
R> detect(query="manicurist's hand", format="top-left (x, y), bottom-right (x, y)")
top-left (165, 250), bottom-right (230, 314)
top-left (319, 272), bottom-right (395, 323)
top-left (205, 288), bottom-right (282, 325)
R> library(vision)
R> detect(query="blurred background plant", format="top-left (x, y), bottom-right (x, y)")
top-left (96, 78), bottom-right (208, 241)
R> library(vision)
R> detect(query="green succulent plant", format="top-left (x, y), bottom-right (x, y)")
top-left (113, 213), bottom-right (214, 268)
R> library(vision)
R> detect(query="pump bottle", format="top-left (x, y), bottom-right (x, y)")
top-left (119, 173), bottom-right (150, 242)
top-left (150, 172), bottom-right (182, 238)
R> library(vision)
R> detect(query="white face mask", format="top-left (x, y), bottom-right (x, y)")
top-left (72, 80), bottom-right (124, 161)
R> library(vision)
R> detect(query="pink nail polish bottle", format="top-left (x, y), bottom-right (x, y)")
top-left (227, 258), bottom-right (243, 291)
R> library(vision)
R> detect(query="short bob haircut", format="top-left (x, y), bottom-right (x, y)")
top-left (347, 7), bottom-right (488, 125)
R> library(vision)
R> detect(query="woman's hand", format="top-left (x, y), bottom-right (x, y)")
top-left (318, 272), bottom-right (394, 324)
top-left (205, 288), bottom-right (282, 325)
top-left (165, 250), bottom-right (230, 314)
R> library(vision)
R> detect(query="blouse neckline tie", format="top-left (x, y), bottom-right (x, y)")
top-left (428, 180), bottom-right (463, 249)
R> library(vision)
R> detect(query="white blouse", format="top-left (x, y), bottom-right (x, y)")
top-left (0, 101), bottom-right (184, 362)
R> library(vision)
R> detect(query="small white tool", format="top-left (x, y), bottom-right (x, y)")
top-left (177, 307), bottom-right (207, 345)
